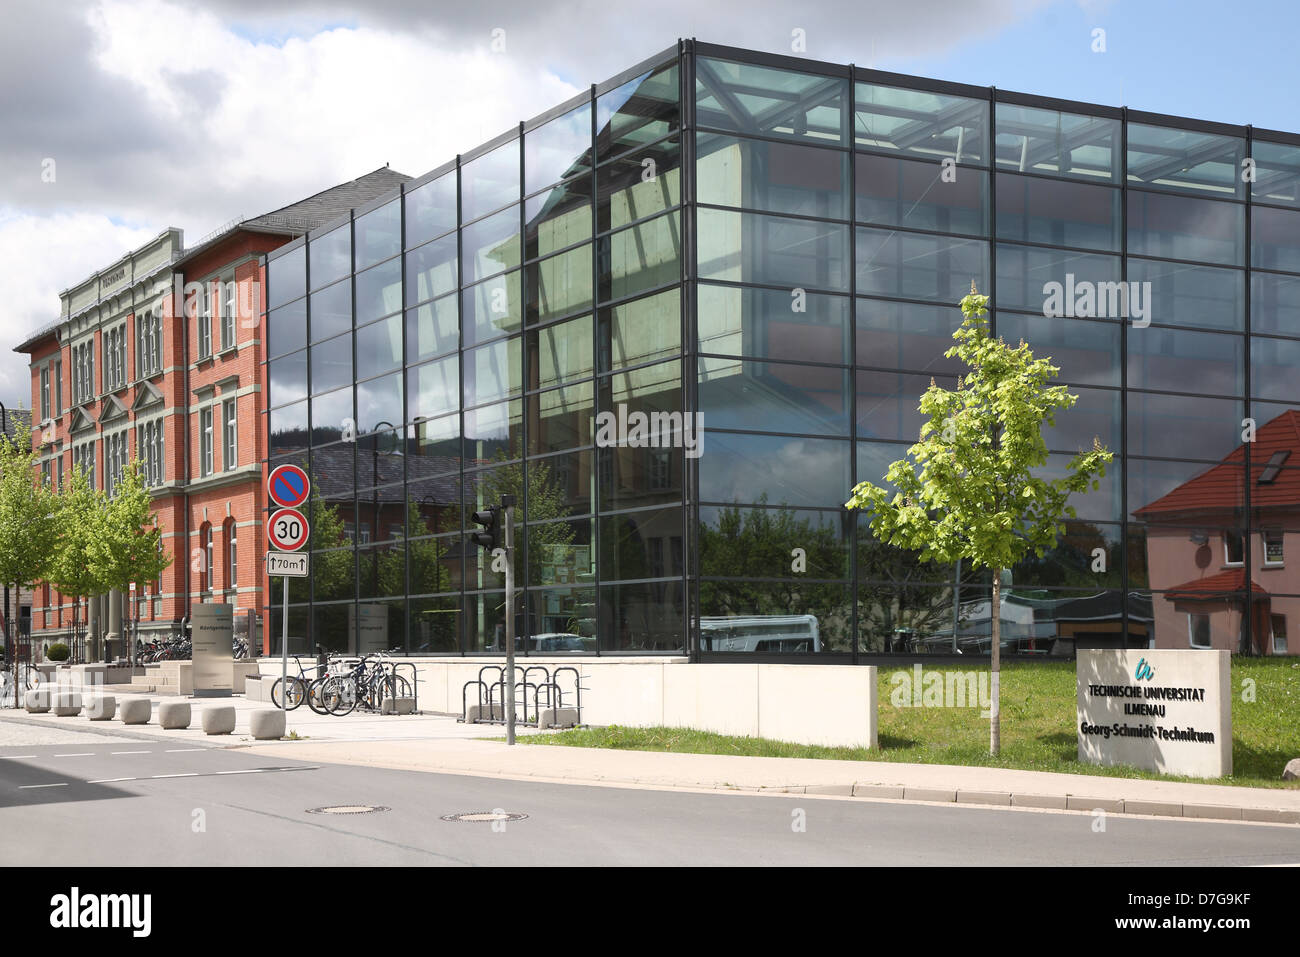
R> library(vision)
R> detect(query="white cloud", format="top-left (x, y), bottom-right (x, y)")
top-left (1, 0), bottom-right (1046, 406)
top-left (0, 210), bottom-right (160, 402)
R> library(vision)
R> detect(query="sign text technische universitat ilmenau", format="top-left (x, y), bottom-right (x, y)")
top-left (1076, 649), bottom-right (1232, 778)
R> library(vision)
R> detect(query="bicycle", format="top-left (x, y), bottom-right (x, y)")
top-left (0, 659), bottom-right (39, 706)
top-left (322, 653), bottom-right (412, 716)
top-left (270, 652), bottom-right (351, 715)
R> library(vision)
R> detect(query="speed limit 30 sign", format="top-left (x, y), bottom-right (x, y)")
top-left (267, 508), bottom-right (310, 551)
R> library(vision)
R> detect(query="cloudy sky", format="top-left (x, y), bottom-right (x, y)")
top-left (2, 0), bottom-right (1297, 410)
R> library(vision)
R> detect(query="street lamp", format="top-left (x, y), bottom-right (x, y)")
top-left (370, 421), bottom-right (397, 546)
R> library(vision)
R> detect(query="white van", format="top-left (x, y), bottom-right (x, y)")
top-left (698, 615), bottom-right (821, 653)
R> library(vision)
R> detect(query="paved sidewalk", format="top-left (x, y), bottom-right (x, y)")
top-left (240, 734), bottom-right (1300, 826)
top-left (0, 693), bottom-right (518, 746)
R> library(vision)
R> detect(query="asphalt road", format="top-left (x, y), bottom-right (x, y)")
top-left (1, 740), bottom-right (1299, 866)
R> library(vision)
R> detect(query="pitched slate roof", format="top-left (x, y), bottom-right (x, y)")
top-left (241, 167), bottom-right (410, 236)
top-left (0, 408), bottom-right (31, 443)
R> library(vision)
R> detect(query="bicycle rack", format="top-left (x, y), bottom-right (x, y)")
top-left (460, 664), bottom-right (584, 727)
top-left (389, 661), bottom-right (419, 714)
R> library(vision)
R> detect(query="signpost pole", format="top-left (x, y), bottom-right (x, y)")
top-left (503, 495), bottom-right (516, 746)
top-left (281, 575), bottom-right (288, 716)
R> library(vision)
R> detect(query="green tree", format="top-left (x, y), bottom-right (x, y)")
top-left (475, 449), bottom-right (576, 587)
top-left (90, 460), bottom-right (171, 601)
top-left (47, 464), bottom-right (106, 660)
top-left (302, 487), bottom-right (352, 603)
top-left (697, 502), bottom-right (852, 650)
top-left (0, 430), bottom-right (60, 664)
top-left (846, 285), bottom-right (1113, 754)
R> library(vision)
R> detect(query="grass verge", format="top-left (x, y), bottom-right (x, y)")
top-left (514, 659), bottom-right (1300, 789)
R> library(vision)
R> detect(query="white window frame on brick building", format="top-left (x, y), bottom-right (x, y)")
top-left (197, 282), bottom-right (212, 359)
top-left (220, 277), bottom-right (237, 351)
top-left (200, 406), bottom-right (214, 477)
top-left (40, 365), bottom-right (50, 421)
top-left (223, 397), bottom-right (237, 471)
top-left (225, 519), bottom-right (238, 588)
top-left (104, 430), bottom-right (129, 496)
top-left (106, 324), bottom-right (127, 391)
top-left (137, 417), bottom-right (164, 487)
top-left (73, 339), bottom-right (95, 404)
top-left (137, 307), bottom-right (163, 378)
top-left (73, 440), bottom-right (95, 483)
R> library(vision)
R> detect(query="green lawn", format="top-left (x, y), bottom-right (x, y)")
top-left (515, 658), bottom-right (1300, 789)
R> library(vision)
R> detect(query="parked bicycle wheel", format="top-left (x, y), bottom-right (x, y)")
top-left (323, 675), bottom-right (356, 716)
top-left (270, 676), bottom-right (306, 710)
top-left (375, 674), bottom-right (413, 709)
top-left (306, 676), bottom-right (333, 716)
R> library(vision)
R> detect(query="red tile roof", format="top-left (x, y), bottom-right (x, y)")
top-left (1164, 567), bottom-right (1268, 602)
top-left (1134, 410), bottom-right (1300, 519)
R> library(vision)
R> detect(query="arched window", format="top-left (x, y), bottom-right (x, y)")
top-left (226, 520), bottom-right (238, 589)
top-left (199, 523), bottom-right (213, 599)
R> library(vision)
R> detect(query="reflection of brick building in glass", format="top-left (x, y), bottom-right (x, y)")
top-left (1135, 410), bottom-right (1298, 655)
top-left (16, 169), bottom-right (408, 658)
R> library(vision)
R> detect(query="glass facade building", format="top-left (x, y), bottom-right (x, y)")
top-left (262, 40), bottom-right (1300, 661)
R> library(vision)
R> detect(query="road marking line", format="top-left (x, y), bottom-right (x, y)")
top-left (111, 751), bottom-right (151, 755)
top-left (19, 783), bottom-right (67, 789)
top-left (216, 769), bottom-right (265, 775)
top-left (151, 773), bottom-right (199, 779)
top-left (0, 755), bottom-right (37, 760)
top-left (54, 753), bottom-right (94, 757)
top-left (165, 748), bottom-right (204, 753)
top-left (88, 778), bottom-right (136, 784)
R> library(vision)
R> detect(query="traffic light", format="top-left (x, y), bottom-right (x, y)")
top-left (469, 505), bottom-right (500, 551)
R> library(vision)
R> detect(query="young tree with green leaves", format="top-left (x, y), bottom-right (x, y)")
top-left (46, 464), bottom-right (106, 662)
top-left (846, 285), bottom-right (1113, 754)
top-left (0, 431), bottom-right (61, 673)
top-left (89, 460), bottom-right (171, 607)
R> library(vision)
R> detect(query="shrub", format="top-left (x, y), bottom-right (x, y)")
top-left (45, 643), bottom-right (70, 662)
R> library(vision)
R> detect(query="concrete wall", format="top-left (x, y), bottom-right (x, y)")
top-left (258, 656), bottom-right (878, 748)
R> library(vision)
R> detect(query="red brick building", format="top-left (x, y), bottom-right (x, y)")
top-left (15, 169), bottom-right (409, 658)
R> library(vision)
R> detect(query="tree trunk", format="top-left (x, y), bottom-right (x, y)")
top-left (990, 568), bottom-right (1001, 756)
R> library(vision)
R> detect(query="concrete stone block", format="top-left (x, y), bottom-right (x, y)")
top-left (1182, 803), bottom-right (1242, 821)
top-left (24, 689), bottom-right (51, 713)
top-left (380, 697), bottom-right (416, 715)
top-left (1122, 800), bottom-right (1182, 818)
top-left (537, 707), bottom-right (580, 730)
top-left (201, 706), bottom-right (236, 735)
top-left (1241, 807), bottom-right (1300, 825)
top-left (119, 697), bottom-right (151, 724)
top-left (1065, 796), bottom-right (1124, 813)
top-left (804, 784), bottom-right (854, 796)
top-left (158, 701), bottom-right (191, 729)
top-left (85, 695), bottom-right (117, 721)
top-left (52, 692), bottom-right (83, 716)
top-left (249, 708), bottom-right (286, 740)
top-left (1283, 758), bottom-right (1300, 781)
top-left (853, 784), bottom-right (905, 799)
top-left (1011, 793), bottom-right (1068, 810)
top-left (956, 790), bottom-right (1012, 806)
top-left (905, 787), bottom-right (956, 803)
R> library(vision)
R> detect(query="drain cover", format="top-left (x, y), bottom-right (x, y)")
top-left (441, 811), bottom-right (528, 823)
top-left (307, 805), bottom-right (389, 815)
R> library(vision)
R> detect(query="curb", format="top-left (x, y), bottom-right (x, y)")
top-left (774, 782), bottom-right (1300, 825)
top-left (688, 779), bottom-right (1299, 824)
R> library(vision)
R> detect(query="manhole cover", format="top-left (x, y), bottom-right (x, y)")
top-left (306, 805), bottom-right (389, 815)
top-left (441, 811), bottom-right (528, 823)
